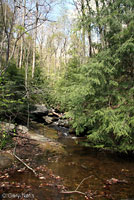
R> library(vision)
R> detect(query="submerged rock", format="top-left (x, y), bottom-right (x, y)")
top-left (27, 131), bottom-right (66, 156)
top-left (0, 152), bottom-right (14, 169)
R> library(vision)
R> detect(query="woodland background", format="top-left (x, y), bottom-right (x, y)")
top-left (0, 0), bottom-right (134, 152)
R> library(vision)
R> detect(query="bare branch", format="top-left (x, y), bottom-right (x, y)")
top-left (61, 176), bottom-right (91, 198)
top-left (61, 190), bottom-right (85, 195)
top-left (75, 176), bottom-right (91, 191)
top-left (10, 143), bottom-right (37, 176)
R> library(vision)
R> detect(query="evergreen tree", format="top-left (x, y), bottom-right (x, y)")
top-left (54, 0), bottom-right (134, 152)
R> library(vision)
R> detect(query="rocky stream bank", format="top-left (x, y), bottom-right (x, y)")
top-left (0, 104), bottom-right (71, 170)
top-left (0, 109), bottom-right (71, 200)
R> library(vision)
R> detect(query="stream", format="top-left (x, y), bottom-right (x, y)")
top-left (1, 123), bottom-right (134, 200)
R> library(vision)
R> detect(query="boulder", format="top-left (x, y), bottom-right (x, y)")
top-left (16, 125), bottom-right (28, 134)
top-left (43, 116), bottom-right (53, 124)
top-left (31, 104), bottom-right (48, 115)
top-left (0, 122), bottom-right (15, 132)
top-left (55, 119), bottom-right (69, 128)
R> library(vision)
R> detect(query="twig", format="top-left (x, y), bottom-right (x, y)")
top-left (61, 176), bottom-right (91, 197)
top-left (75, 176), bottom-right (91, 191)
top-left (61, 190), bottom-right (85, 195)
top-left (11, 143), bottom-right (37, 176)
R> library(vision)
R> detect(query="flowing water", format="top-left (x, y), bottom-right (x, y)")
top-left (1, 124), bottom-right (134, 200)
top-left (46, 136), bottom-right (134, 200)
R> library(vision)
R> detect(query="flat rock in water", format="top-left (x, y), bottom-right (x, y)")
top-left (28, 133), bottom-right (50, 142)
top-left (0, 152), bottom-right (14, 170)
top-left (27, 131), bottom-right (66, 155)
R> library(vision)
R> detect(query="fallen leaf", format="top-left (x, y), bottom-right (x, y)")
top-left (106, 178), bottom-right (128, 185)
top-left (39, 176), bottom-right (46, 180)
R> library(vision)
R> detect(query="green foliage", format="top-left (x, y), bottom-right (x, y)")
top-left (0, 2), bottom-right (13, 42)
top-left (0, 0), bottom-right (134, 153)
top-left (0, 59), bottom-right (51, 123)
top-left (0, 62), bottom-right (25, 121)
top-left (28, 65), bottom-right (51, 105)
top-left (54, 1), bottom-right (134, 152)
top-left (0, 130), bottom-right (13, 149)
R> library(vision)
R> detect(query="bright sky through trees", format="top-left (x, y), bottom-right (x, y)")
top-left (51, 0), bottom-right (75, 20)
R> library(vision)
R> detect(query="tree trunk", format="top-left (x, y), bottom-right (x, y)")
top-left (19, 37), bottom-right (23, 68)
top-left (19, 0), bottom-right (26, 69)
top-left (81, 0), bottom-right (86, 59)
top-left (32, 1), bottom-right (38, 78)
top-left (88, 32), bottom-right (92, 57)
top-left (25, 47), bottom-right (29, 93)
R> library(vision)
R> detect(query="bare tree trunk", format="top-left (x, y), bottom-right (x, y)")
top-left (32, 0), bottom-right (38, 78)
top-left (54, 51), bottom-right (57, 80)
top-left (25, 41), bottom-right (31, 128)
top-left (0, 0), bottom-right (16, 75)
top-left (25, 46), bottom-right (30, 92)
top-left (63, 38), bottom-right (67, 65)
top-left (19, 0), bottom-right (26, 69)
top-left (2, 1), bottom-right (10, 63)
top-left (19, 38), bottom-right (23, 68)
top-left (32, 35), bottom-right (36, 78)
top-left (82, 29), bottom-right (86, 58)
top-left (47, 56), bottom-right (50, 77)
top-left (81, 0), bottom-right (86, 59)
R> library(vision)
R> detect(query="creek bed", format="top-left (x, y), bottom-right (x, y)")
top-left (0, 124), bottom-right (134, 200)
